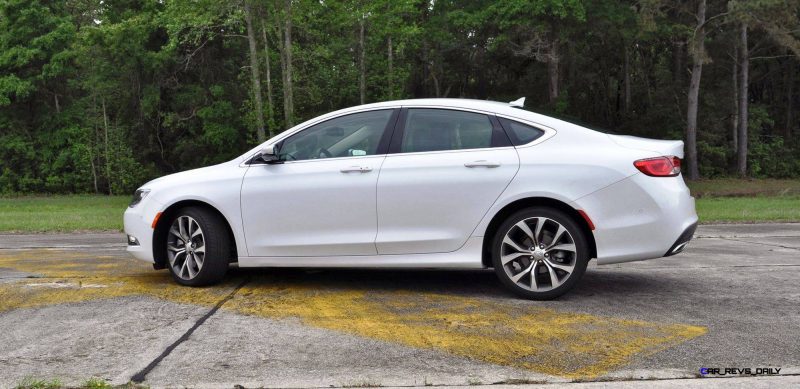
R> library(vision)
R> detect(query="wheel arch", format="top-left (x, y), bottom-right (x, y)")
top-left (152, 199), bottom-right (238, 269)
top-left (481, 197), bottom-right (597, 268)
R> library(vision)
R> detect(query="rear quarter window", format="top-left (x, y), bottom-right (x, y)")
top-left (498, 117), bottom-right (545, 146)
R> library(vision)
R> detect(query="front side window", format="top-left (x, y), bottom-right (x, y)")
top-left (400, 109), bottom-right (495, 153)
top-left (277, 109), bottom-right (393, 161)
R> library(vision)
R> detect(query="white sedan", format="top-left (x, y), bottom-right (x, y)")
top-left (124, 98), bottom-right (697, 299)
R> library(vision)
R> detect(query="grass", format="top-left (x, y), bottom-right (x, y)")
top-left (687, 179), bottom-right (800, 223)
top-left (0, 179), bottom-right (797, 232)
top-left (14, 378), bottom-right (62, 389)
top-left (14, 378), bottom-right (141, 389)
top-left (0, 195), bottom-right (128, 233)
top-left (81, 378), bottom-right (112, 389)
top-left (687, 178), bottom-right (800, 198)
top-left (695, 196), bottom-right (800, 223)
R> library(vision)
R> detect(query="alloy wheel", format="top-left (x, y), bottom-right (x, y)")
top-left (167, 215), bottom-right (206, 280)
top-left (500, 217), bottom-right (578, 292)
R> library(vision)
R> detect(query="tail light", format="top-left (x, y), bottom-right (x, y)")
top-left (634, 156), bottom-right (681, 177)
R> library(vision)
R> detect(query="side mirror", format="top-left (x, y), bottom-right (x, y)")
top-left (258, 144), bottom-right (281, 164)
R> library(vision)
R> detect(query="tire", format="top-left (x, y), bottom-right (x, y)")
top-left (491, 207), bottom-right (589, 300)
top-left (165, 206), bottom-right (230, 286)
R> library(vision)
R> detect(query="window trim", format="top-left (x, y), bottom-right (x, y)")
top-left (246, 107), bottom-right (400, 165)
top-left (388, 107), bottom-right (512, 155)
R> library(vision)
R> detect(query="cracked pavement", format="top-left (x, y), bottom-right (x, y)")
top-left (0, 223), bottom-right (798, 388)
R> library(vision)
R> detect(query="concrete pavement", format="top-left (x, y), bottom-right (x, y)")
top-left (0, 224), bottom-right (798, 388)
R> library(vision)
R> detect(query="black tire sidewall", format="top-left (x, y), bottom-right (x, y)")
top-left (491, 207), bottom-right (590, 300)
top-left (167, 206), bottom-right (230, 286)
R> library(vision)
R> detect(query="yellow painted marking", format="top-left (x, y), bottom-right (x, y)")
top-left (0, 250), bottom-right (706, 378)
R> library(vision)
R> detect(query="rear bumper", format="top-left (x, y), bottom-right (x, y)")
top-left (664, 222), bottom-right (697, 257)
top-left (571, 173), bottom-right (698, 265)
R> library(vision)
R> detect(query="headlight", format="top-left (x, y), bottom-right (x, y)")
top-left (129, 189), bottom-right (150, 208)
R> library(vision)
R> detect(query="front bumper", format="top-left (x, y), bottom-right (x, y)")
top-left (123, 197), bottom-right (164, 263)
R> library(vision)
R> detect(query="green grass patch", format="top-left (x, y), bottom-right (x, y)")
top-left (687, 178), bottom-right (800, 198)
top-left (688, 179), bottom-right (800, 223)
top-left (14, 378), bottom-right (62, 389)
top-left (82, 378), bottom-right (112, 389)
top-left (14, 377), bottom-right (143, 389)
top-left (696, 196), bottom-right (800, 223)
top-left (0, 195), bottom-right (128, 232)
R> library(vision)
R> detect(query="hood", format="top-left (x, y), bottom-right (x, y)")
top-left (139, 162), bottom-right (235, 192)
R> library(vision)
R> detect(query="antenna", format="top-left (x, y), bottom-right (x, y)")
top-left (509, 97), bottom-right (526, 108)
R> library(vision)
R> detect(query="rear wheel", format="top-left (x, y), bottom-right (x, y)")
top-left (166, 207), bottom-right (230, 286)
top-left (491, 207), bottom-right (589, 300)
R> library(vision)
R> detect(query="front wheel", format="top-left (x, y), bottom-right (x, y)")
top-left (165, 207), bottom-right (230, 286)
top-left (491, 207), bottom-right (590, 300)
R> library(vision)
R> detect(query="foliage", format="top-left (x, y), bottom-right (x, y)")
top-left (1, 0), bottom-right (799, 195)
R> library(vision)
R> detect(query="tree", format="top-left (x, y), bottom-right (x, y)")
top-left (728, 0), bottom-right (800, 177)
top-left (685, 0), bottom-right (708, 180)
top-left (736, 23), bottom-right (748, 177)
top-left (3, 0), bottom-right (800, 194)
top-left (244, 1), bottom-right (266, 142)
top-left (260, 19), bottom-right (276, 136)
top-left (274, 0), bottom-right (294, 127)
top-left (492, 0), bottom-right (587, 105)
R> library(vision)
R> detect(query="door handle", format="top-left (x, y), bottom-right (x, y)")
top-left (340, 166), bottom-right (373, 173)
top-left (464, 160), bottom-right (501, 168)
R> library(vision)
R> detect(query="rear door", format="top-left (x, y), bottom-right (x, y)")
top-left (375, 108), bottom-right (520, 254)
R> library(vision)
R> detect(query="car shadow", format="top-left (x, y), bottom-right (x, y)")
top-left (221, 265), bottom-right (693, 301)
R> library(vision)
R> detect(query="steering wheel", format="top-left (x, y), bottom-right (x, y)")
top-left (318, 147), bottom-right (333, 159)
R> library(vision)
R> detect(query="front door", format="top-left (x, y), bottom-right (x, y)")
top-left (241, 109), bottom-right (397, 257)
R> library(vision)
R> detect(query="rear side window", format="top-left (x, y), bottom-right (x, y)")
top-left (498, 117), bottom-right (545, 146)
top-left (400, 109), bottom-right (494, 153)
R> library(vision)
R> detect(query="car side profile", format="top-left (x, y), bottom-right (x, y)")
top-left (124, 98), bottom-right (697, 299)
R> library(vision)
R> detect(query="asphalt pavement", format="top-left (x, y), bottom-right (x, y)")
top-left (0, 223), bottom-right (798, 388)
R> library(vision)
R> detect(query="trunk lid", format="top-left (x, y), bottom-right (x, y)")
top-left (607, 134), bottom-right (685, 158)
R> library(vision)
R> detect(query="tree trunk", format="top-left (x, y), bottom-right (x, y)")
top-left (244, 1), bottom-right (266, 143)
top-left (277, 21), bottom-right (288, 125)
top-left (731, 44), bottom-right (738, 153)
top-left (684, 0), bottom-right (706, 181)
top-left (430, 59), bottom-right (441, 97)
top-left (283, 0), bottom-right (294, 127)
top-left (359, 16), bottom-right (366, 105)
top-left (737, 24), bottom-right (749, 177)
top-left (89, 155), bottom-right (98, 194)
top-left (785, 60), bottom-right (794, 138)
top-left (261, 19), bottom-right (275, 137)
top-left (387, 35), bottom-right (393, 99)
top-left (101, 98), bottom-right (112, 195)
top-left (623, 43), bottom-right (631, 113)
top-left (547, 39), bottom-right (559, 103)
top-left (673, 41), bottom-right (684, 84)
top-left (88, 129), bottom-right (98, 194)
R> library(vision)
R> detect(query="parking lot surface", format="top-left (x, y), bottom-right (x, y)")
top-left (0, 224), bottom-right (798, 388)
